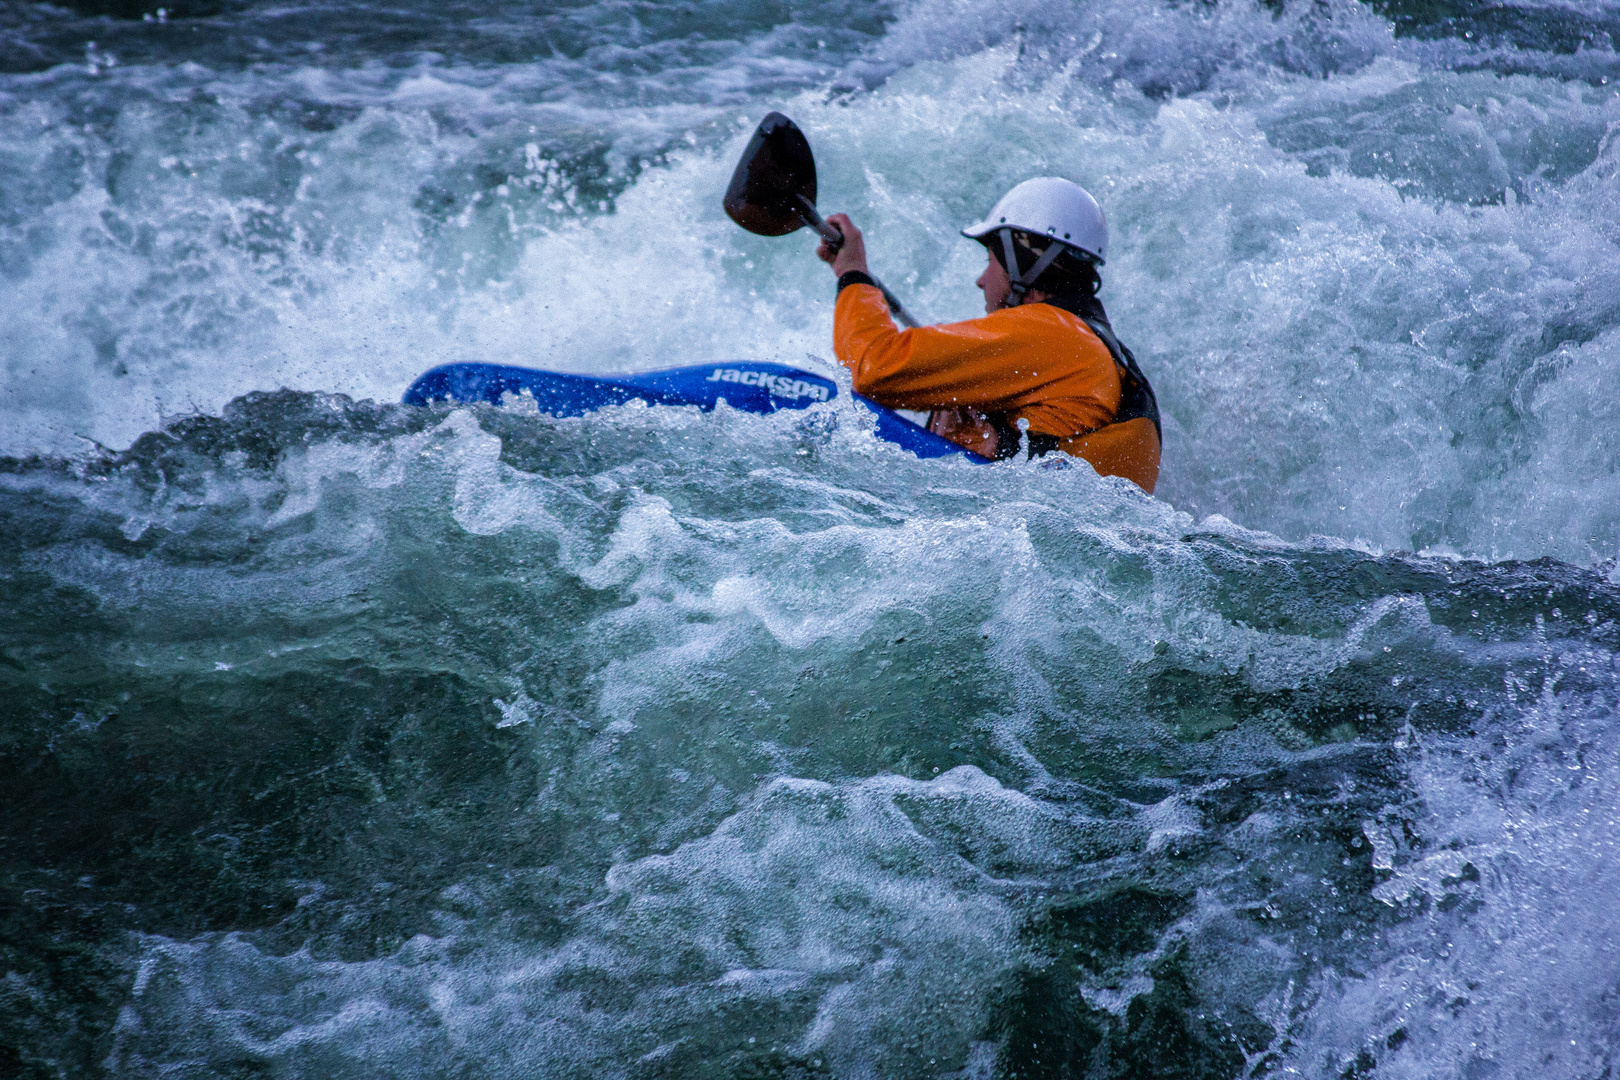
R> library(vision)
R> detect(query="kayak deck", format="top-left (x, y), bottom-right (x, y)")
top-left (402, 361), bottom-right (985, 462)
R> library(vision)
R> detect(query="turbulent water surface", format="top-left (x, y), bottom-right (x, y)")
top-left (4, 0), bottom-right (1620, 1077)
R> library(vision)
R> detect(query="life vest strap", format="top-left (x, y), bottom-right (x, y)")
top-left (1041, 299), bottom-right (1162, 444)
top-left (922, 294), bottom-right (1162, 465)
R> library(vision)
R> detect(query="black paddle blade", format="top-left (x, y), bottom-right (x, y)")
top-left (724, 112), bottom-right (817, 237)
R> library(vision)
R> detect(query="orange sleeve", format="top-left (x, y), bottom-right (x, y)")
top-left (832, 283), bottom-right (1120, 436)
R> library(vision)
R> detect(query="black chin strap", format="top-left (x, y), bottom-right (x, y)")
top-left (999, 228), bottom-right (1066, 303)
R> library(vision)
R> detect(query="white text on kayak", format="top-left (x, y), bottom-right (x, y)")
top-left (705, 368), bottom-right (831, 401)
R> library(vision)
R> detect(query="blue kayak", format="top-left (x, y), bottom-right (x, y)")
top-left (402, 361), bottom-right (986, 462)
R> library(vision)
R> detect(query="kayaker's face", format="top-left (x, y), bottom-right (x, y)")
top-left (977, 250), bottom-right (1012, 313)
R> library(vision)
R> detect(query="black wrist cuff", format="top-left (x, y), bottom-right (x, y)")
top-left (836, 271), bottom-right (876, 295)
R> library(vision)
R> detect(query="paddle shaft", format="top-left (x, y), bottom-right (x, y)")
top-left (797, 197), bottom-right (919, 329)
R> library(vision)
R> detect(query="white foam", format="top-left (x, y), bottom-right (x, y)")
top-left (5, 22), bottom-right (1618, 562)
top-left (1284, 691), bottom-right (1620, 1078)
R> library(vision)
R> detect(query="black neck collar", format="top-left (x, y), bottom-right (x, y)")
top-left (1026, 290), bottom-right (1110, 329)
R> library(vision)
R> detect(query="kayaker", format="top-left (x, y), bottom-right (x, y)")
top-left (818, 178), bottom-right (1161, 493)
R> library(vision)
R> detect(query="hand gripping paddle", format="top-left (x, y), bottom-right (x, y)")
top-left (723, 112), bottom-right (919, 329)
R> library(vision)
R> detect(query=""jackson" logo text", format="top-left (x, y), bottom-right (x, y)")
top-left (704, 368), bottom-right (831, 401)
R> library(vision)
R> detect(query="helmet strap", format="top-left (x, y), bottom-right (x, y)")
top-left (999, 228), bottom-right (1067, 305)
top-left (998, 229), bottom-right (1023, 298)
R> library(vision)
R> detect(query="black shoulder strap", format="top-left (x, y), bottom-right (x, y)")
top-left (964, 296), bottom-right (1164, 461)
top-left (1039, 296), bottom-right (1162, 442)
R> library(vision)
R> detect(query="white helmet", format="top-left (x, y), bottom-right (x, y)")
top-left (962, 178), bottom-right (1108, 298)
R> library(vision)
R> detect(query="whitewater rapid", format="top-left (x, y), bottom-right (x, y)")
top-left (3, 0), bottom-right (1619, 1078)
top-left (5, 0), bottom-right (1619, 561)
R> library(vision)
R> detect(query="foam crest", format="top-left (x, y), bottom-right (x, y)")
top-left (4, 387), bottom-right (1619, 1076)
top-left (104, 766), bottom-right (1071, 1076)
top-left (1283, 672), bottom-right (1620, 1077)
top-left (5, 4), bottom-right (1619, 561)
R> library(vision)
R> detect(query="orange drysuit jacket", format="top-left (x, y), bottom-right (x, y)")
top-left (833, 282), bottom-right (1160, 493)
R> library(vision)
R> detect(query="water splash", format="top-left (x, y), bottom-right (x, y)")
top-left (3, 1), bottom-right (1620, 1075)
